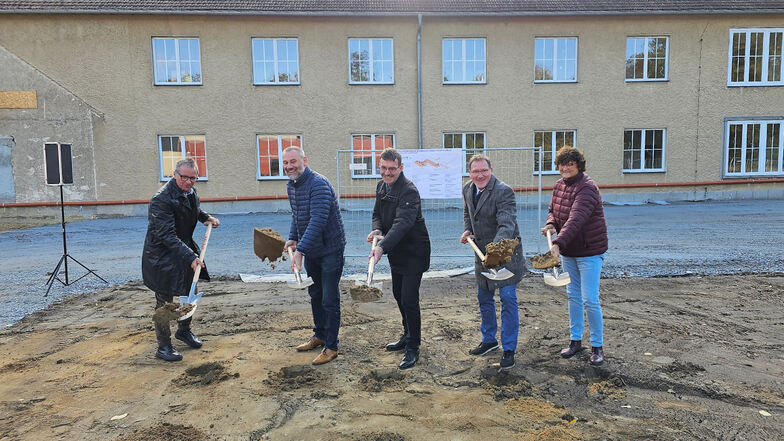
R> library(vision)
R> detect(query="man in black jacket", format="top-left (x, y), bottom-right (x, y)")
top-left (367, 148), bottom-right (431, 370)
top-left (142, 158), bottom-right (220, 362)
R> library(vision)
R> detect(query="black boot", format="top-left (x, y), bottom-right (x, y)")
top-left (156, 345), bottom-right (182, 362)
top-left (560, 340), bottom-right (582, 358)
top-left (590, 346), bottom-right (605, 365)
top-left (385, 334), bottom-right (408, 352)
top-left (175, 328), bottom-right (203, 349)
top-left (399, 348), bottom-right (419, 370)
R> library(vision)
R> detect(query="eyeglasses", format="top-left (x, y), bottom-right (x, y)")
top-left (379, 166), bottom-right (399, 173)
top-left (176, 172), bottom-right (198, 182)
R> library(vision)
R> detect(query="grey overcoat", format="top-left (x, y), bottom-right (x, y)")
top-left (463, 175), bottom-right (525, 291)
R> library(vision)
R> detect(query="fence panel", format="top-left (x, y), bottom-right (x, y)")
top-left (336, 147), bottom-right (546, 271)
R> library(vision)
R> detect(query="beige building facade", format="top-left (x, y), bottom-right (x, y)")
top-left (1, 2), bottom-right (783, 218)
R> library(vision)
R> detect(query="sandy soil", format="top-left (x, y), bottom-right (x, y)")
top-left (1, 273), bottom-right (782, 441)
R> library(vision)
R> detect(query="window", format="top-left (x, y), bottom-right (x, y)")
top-left (351, 134), bottom-right (395, 178)
top-left (535, 37), bottom-right (577, 82)
top-left (258, 135), bottom-right (302, 179)
top-left (534, 130), bottom-right (576, 174)
top-left (443, 132), bottom-right (485, 173)
top-left (623, 129), bottom-right (665, 172)
top-left (152, 38), bottom-right (202, 85)
top-left (252, 38), bottom-right (300, 85)
top-left (626, 36), bottom-right (669, 81)
top-left (159, 135), bottom-right (207, 180)
top-left (442, 38), bottom-right (486, 84)
top-left (725, 119), bottom-right (783, 176)
top-left (728, 28), bottom-right (784, 86)
top-left (348, 39), bottom-right (394, 84)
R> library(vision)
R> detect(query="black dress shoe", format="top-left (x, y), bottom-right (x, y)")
top-left (399, 349), bottom-right (419, 370)
top-left (560, 340), bottom-right (582, 358)
top-left (156, 345), bottom-right (183, 362)
top-left (175, 329), bottom-right (203, 349)
top-left (385, 334), bottom-right (408, 352)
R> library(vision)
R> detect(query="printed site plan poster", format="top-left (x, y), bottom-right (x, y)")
top-left (399, 149), bottom-right (463, 199)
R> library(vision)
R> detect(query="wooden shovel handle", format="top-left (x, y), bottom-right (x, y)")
top-left (546, 229), bottom-right (554, 249)
top-left (287, 246), bottom-right (303, 283)
top-left (191, 223), bottom-right (213, 283)
top-left (368, 235), bottom-right (380, 275)
top-left (465, 236), bottom-right (486, 260)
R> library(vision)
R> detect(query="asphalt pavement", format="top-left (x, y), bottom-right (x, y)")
top-left (1, 199), bottom-right (783, 328)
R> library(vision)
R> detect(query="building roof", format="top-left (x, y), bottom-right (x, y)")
top-left (1, 0), bottom-right (783, 16)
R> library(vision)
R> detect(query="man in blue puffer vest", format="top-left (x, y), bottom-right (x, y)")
top-left (282, 146), bottom-right (346, 365)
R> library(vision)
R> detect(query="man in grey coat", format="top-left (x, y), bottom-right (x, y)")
top-left (460, 154), bottom-right (525, 370)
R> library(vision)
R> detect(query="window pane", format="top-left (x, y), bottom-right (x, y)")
top-left (746, 124), bottom-right (760, 172)
top-left (769, 32), bottom-right (783, 82)
top-left (731, 32), bottom-right (746, 83)
top-left (749, 32), bottom-right (764, 82)
top-left (258, 136), bottom-right (279, 177)
top-left (765, 123), bottom-right (781, 172)
top-left (727, 124), bottom-right (743, 173)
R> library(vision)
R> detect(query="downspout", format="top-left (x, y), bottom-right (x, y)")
top-left (417, 14), bottom-right (423, 149)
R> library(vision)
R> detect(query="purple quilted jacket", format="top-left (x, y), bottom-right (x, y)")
top-left (546, 172), bottom-right (608, 257)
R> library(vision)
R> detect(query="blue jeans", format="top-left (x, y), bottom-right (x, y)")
top-left (477, 284), bottom-right (518, 351)
top-left (304, 251), bottom-right (344, 351)
top-left (561, 253), bottom-right (605, 347)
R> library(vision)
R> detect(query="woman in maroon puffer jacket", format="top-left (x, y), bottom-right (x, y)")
top-left (541, 146), bottom-right (608, 365)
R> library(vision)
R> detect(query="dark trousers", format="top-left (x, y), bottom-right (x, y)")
top-left (154, 291), bottom-right (192, 348)
top-left (304, 251), bottom-right (344, 351)
top-left (391, 271), bottom-right (423, 350)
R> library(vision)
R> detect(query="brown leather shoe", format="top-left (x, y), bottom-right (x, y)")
top-left (296, 336), bottom-right (325, 352)
top-left (312, 348), bottom-right (338, 365)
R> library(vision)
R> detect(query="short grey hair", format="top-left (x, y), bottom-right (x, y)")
top-left (283, 146), bottom-right (305, 158)
top-left (175, 157), bottom-right (199, 175)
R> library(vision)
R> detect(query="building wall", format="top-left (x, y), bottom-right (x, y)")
top-left (0, 44), bottom-right (98, 205)
top-left (0, 12), bottom-right (782, 211)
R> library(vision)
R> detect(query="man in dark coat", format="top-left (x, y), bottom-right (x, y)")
top-left (283, 146), bottom-right (346, 366)
top-left (142, 158), bottom-right (220, 362)
top-left (368, 148), bottom-right (431, 370)
top-left (460, 154), bottom-right (525, 370)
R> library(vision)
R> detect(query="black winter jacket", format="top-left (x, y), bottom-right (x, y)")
top-left (142, 179), bottom-right (210, 296)
top-left (372, 172), bottom-right (430, 275)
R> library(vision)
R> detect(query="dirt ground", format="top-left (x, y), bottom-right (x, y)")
top-left (1, 273), bottom-right (782, 441)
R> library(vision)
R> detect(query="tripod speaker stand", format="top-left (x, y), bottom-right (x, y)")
top-left (43, 142), bottom-right (107, 296)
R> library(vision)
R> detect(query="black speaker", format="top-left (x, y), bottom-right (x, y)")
top-left (43, 142), bottom-right (74, 185)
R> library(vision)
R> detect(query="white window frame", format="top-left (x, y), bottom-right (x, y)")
top-left (152, 37), bottom-right (202, 85)
top-left (348, 38), bottom-right (394, 85)
top-left (442, 132), bottom-right (486, 174)
top-left (723, 118), bottom-right (784, 177)
top-left (727, 28), bottom-right (784, 86)
top-left (257, 134), bottom-right (302, 180)
top-left (350, 134), bottom-right (396, 178)
top-left (534, 37), bottom-right (578, 83)
top-left (252, 38), bottom-right (300, 85)
top-left (533, 130), bottom-right (577, 175)
top-left (442, 38), bottom-right (487, 84)
top-left (622, 129), bottom-right (666, 173)
top-left (158, 135), bottom-right (208, 181)
top-left (625, 36), bottom-right (669, 82)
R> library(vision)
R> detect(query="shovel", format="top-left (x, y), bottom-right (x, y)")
top-left (178, 223), bottom-right (212, 321)
top-left (286, 247), bottom-right (314, 289)
top-left (465, 236), bottom-right (514, 281)
top-left (543, 230), bottom-right (571, 287)
top-left (355, 235), bottom-right (384, 291)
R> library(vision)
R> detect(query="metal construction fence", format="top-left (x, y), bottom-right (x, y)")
top-left (335, 147), bottom-right (548, 263)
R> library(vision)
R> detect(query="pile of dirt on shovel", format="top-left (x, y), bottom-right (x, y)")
top-left (151, 302), bottom-right (192, 326)
top-left (349, 284), bottom-right (383, 302)
top-left (253, 227), bottom-right (286, 268)
top-left (531, 250), bottom-right (560, 269)
top-left (483, 238), bottom-right (519, 268)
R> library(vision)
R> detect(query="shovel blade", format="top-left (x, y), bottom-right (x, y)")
top-left (481, 268), bottom-right (514, 281)
top-left (544, 273), bottom-right (571, 287)
top-left (287, 277), bottom-right (314, 289)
